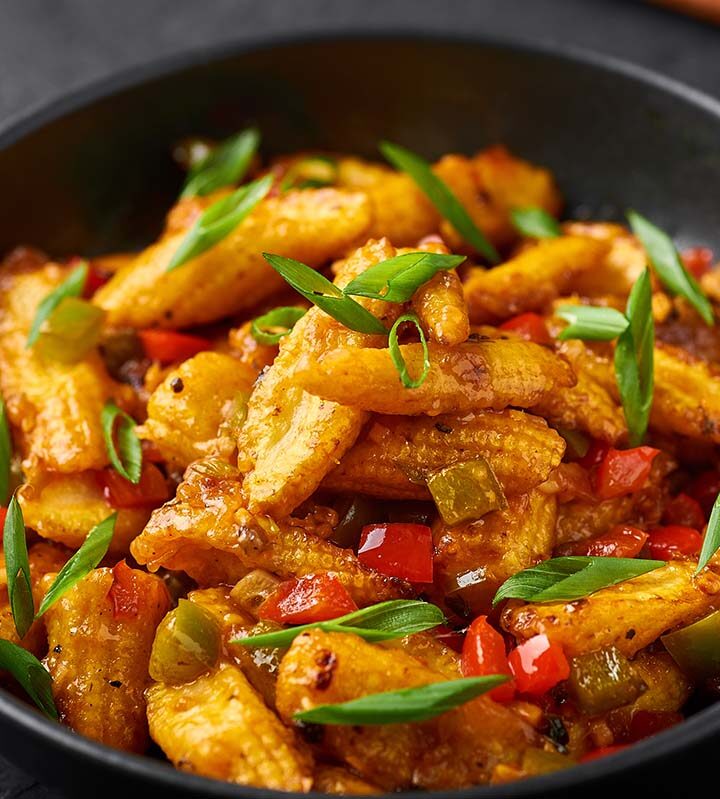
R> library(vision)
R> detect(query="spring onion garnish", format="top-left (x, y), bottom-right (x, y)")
top-left (262, 254), bottom-right (387, 335)
top-left (0, 640), bottom-right (57, 719)
top-left (233, 599), bottom-right (445, 649)
top-left (554, 269), bottom-right (654, 445)
top-left (167, 175), bottom-right (273, 271)
top-left (36, 513), bottom-right (117, 618)
top-left (293, 675), bottom-right (508, 725)
top-left (279, 155), bottom-right (338, 192)
top-left (510, 207), bottom-right (561, 239)
top-left (0, 396), bottom-right (11, 506)
top-left (628, 210), bottom-right (713, 325)
top-left (380, 141), bottom-right (500, 264)
top-left (614, 268), bottom-right (654, 446)
top-left (427, 458), bottom-right (507, 526)
top-left (389, 313), bottom-right (430, 389)
top-left (696, 492), bottom-right (720, 575)
top-left (33, 297), bottom-right (105, 364)
top-left (493, 556), bottom-right (665, 605)
top-left (556, 305), bottom-right (629, 341)
top-left (101, 401), bottom-right (142, 484)
top-left (250, 306), bottom-right (306, 345)
top-left (26, 261), bottom-right (88, 348)
top-left (343, 251), bottom-right (466, 302)
top-left (3, 495), bottom-right (34, 638)
top-left (181, 127), bottom-right (260, 198)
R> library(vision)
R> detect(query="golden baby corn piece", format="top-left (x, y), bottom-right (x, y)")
top-left (131, 460), bottom-right (409, 605)
top-left (138, 351), bottom-right (257, 469)
top-left (276, 629), bottom-right (540, 790)
top-left (147, 662), bottom-right (313, 791)
top-left (312, 765), bottom-right (382, 795)
top-left (464, 236), bottom-right (610, 323)
top-left (43, 567), bottom-right (169, 752)
top-left (94, 188), bottom-right (371, 329)
top-left (434, 488), bottom-right (557, 613)
top-left (18, 471), bottom-right (149, 553)
top-left (336, 158), bottom-right (439, 247)
top-left (238, 239), bottom-right (405, 518)
top-left (322, 410), bottom-right (565, 500)
top-left (502, 559), bottom-right (720, 657)
top-left (533, 339), bottom-right (627, 444)
top-left (295, 337), bottom-right (575, 416)
top-left (562, 221), bottom-right (647, 297)
top-left (0, 256), bottom-right (130, 474)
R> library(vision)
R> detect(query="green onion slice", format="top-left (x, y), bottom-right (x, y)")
top-left (181, 127), bottom-right (260, 198)
top-left (343, 251), bottom-right (466, 303)
top-left (0, 640), bottom-right (57, 719)
top-left (388, 313), bottom-right (430, 389)
top-left (0, 396), bottom-right (11, 506)
top-left (168, 175), bottom-right (273, 271)
top-left (556, 304), bottom-right (629, 341)
top-left (493, 555), bottom-right (665, 606)
top-left (614, 268), bottom-right (654, 446)
top-left (628, 210), bottom-right (713, 325)
top-left (380, 141), bottom-right (499, 264)
top-left (293, 675), bottom-right (508, 725)
top-left (101, 401), bottom-right (142, 484)
top-left (250, 306), bottom-right (306, 345)
top-left (27, 261), bottom-right (88, 348)
top-left (36, 513), bottom-right (117, 617)
top-left (262, 253), bottom-right (387, 335)
top-left (510, 207), bottom-right (561, 239)
top-left (233, 599), bottom-right (445, 649)
top-left (3, 494), bottom-right (34, 638)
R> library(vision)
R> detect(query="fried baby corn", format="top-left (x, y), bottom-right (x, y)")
top-left (147, 663), bottom-right (313, 791)
top-left (322, 410), bottom-right (565, 499)
top-left (43, 567), bottom-right (169, 752)
top-left (138, 352), bottom-right (256, 469)
top-left (295, 338), bottom-right (575, 416)
top-left (0, 255), bottom-right (129, 474)
top-left (94, 188), bottom-right (371, 329)
top-left (464, 236), bottom-right (609, 323)
top-left (502, 559), bottom-right (720, 657)
top-left (131, 460), bottom-right (408, 604)
top-left (276, 629), bottom-right (540, 790)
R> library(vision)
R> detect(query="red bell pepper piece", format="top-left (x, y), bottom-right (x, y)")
top-left (461, 616), bottom-right (516, 702)
top-left (577, 440), bottom-right (609, 470)
top-left (580, 744), bottom-right (629, 763)
top-left (594, 446), bottom-right (660, 500)
top-left (259, 573), bottom-right (357, 624)
top-left (98, 462), bottom-right (169, 510)
top-left (645, 525), bottom-right (703, 560)
top-left (498, 312), bottom-right (552, 345)
top-left (687, 470), bottom-right (720, 517)
top-left (138, 329), bottom-right (211, 364)
top-left (507, 634), bottom-right (570, 696)
top-left (681, 246), bottom-right (714, 278)
top-left (663, 493), bottom-right (705, 530)
top-left (358, 523), bottom-right (434, 582)
top-left (108, 560), bottom-right (140, 619)
top-left (0, 507), bottom-right (6, 529)
top-left (578, 524), bottom-right (648, 558)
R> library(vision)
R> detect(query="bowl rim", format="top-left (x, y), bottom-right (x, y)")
top-left (2, 27), bottom-right (720, 798)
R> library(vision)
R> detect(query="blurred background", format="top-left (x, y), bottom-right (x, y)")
top-left (1, 0), bottom-right (720, 796)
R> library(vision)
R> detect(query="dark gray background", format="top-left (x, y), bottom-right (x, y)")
top-left (1, 0), bottom-right (719, 796)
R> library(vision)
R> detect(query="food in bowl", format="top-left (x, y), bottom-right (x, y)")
top-left (1, 126), bottom-right (720, 792)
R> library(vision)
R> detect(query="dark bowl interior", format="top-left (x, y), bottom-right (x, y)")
top-left (1, 32), bottom-right (720, 799)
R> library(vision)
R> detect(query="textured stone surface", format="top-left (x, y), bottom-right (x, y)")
top-left (0, 0), bottom-right (719, 795)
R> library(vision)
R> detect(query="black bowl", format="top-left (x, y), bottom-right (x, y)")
top-left (1, 32), bottom-right (720, 799)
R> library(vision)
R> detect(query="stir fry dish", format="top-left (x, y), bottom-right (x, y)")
top-left (3, 128), bottom-right (720, 793)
